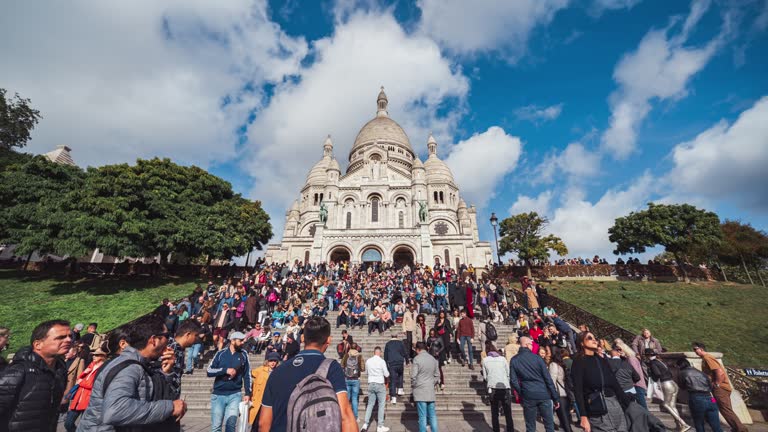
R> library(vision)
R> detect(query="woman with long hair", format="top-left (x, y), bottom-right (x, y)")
top-left (614, 339), bottom-right (648, 408)
top-left (544, 347), bottom-right (573, 432)
top-left (433, 310), bottom-right (453, 365)
top-left (571, 331), bottom-right (629, 432)
top-left (427, 328), bottom-right (446, 390)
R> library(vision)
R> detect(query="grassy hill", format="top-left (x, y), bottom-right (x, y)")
top-left (546, 280), bottom-right (767, 367)
top-left (0, 270), bottom-right (200, 353)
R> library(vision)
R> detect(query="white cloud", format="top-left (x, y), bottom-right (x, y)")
top-left (417, 0), bottom-right (569, 60)
top-left (509, 190), bottom-right (553, 216)
top-left (514, 103), bottom-right (564, 124)
top-left (536, 142), bottom-right (601, 183)
top-left (245, 11), bottom-right (470, 211)
top-left (667, 95), bottom-right (768, 211)
top-left (591, 0), bottom-right (643, 13)
top-left (601, 0), bottom-right (723, 159)
top-left (0, 0), bottom-right (308, 168)
top-left (547, 174), bottom-right (654, 258)
top-left (443, 126), bottom-right (523, 208)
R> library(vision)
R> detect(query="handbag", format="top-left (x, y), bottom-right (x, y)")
top-left (585, 356), bottom-right (608, 416)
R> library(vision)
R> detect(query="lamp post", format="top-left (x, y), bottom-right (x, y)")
top-left (490, 212), bottom-right (501, 265)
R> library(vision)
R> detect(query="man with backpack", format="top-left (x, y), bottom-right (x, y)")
top-left (207, 331), bottom-right (252, 432)
top-left (76, 314), bottom-right (187, 432)
top-left (341, 346), bottom-right (365, 420)
top-left (259, 316), bottom-right (357, 432)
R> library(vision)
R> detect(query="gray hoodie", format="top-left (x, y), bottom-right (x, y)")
top-left (76, 346), bottom-right (174, 431)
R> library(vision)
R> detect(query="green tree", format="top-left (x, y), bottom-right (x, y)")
top-left (608, 203), bottom-right (722, 282)
top-left (0, 153), bottom-right (85, 268)
top-left (498, 212), bottom-right (568, 275)
top-left (0, 89), bottom-right (42, 150)
top-left (718, 220), bottom-right (768, 287)
top-left (63, 158), bottom-right (272, 264)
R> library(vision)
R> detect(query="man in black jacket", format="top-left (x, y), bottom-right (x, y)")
top-left (509, 336), bottom-right (560, 432)
top-left (384, 333), bottom-right (407, 403)
top-left (677, 358), bottom-right (723, 432)
top-left (0, 319), bottom-right (72, 432)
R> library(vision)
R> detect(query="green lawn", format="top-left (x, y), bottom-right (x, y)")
top-left (0, 270), bottom-right (201, 353)
top-left (546, 280), bottom-right (768, 367)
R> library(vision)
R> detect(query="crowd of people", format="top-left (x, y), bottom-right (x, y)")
top-left (0, 260), bottom-right (752, 432)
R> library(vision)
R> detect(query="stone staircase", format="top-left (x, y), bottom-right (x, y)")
top-left (179, 310), bottom-right (682, 431)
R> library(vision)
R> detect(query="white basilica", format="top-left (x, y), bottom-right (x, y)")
top-left (265, 88), bottom-right (493, 269)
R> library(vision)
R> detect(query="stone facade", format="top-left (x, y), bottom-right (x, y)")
top-left (265, 88), bottom-right (493, 268)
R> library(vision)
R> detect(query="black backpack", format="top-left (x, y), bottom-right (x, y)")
top-left (101, 360), bottom-right (179, 432)
top-left (344, 355), bottom-right (361, 380)
top-left (485, 322), bottom-right (498, 341)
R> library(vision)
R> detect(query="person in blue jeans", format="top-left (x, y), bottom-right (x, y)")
top-left (207, 332), bottom-right (252, 432)
top-left (341, 347), bottom-right (365, 419)
top-left (677, 358), bottom-right (723, 432)
top-left (509, 336), bottom-right (560, 432)
top-left (412, 342), bottom-right (439, 432)
top-left (434, 281), bottom-right (448, 313)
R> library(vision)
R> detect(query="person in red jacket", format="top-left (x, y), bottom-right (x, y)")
top-left (64, 347), bottom-right (107, 432)
top-left (457, 310), bottom-right (476, 370)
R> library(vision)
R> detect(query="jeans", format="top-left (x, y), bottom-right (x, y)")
top-left (346, 379), bottom-right (361, 419)
top-left (522, 399), bottom-right (554, 432)
top-left (336, 313), bottom-right (350, 328)
top-left (436, 296), bottom-right (448, 313)
top-left (460, 335), bottom-right (474, 365)
top-left (689, 393), bottom-right (723, 432)
top-left (186, 342), bottom-right (202, 372)
top-left (364, 382), bottom-right (387, 426)
top-left (416, 401), bottom-right (438, 432)
top-left (634, 385), bottom-right (648, 409)
top-left (211, 392), bottom-right (241, 432)
top-left (389, 363), bottom-right (404, 397)
top-left (490, 389), bottom-right (513, 432)
top-left (64, 410), bottom-right (82, 432)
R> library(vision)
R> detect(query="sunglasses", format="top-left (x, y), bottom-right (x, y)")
top-left (154, 332), bottom-right (171, 340)
top-left (585, 335), bottom-right (596, 341)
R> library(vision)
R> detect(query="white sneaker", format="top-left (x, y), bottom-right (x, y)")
top-left (397, 388), bottom-right (404, 395)
top-left (391, 397), bottom-right (397, 404)
top-left (446, 358), bottom-right (451, 364)
top-left (377, 427), bottom-right (390, 432)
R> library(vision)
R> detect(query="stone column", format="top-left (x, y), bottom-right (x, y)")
top-left (419, 222), bottom-right (433, 267)
top-left (310, 225), bottom-right (325, 263)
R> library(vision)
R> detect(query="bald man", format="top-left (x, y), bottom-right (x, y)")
top-left (509, 336), bottom-right (560, 432)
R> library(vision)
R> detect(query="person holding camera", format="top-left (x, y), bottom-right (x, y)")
top-left (481, 341), bottom-right (513, 432)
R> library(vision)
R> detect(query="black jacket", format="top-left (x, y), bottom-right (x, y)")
top-left (608, 357), bottom-right (640, 391)
top-left (679, 366), bottom-right (713, 394)
top-left (648, 358), bottom-right (673, 382)
top-left (384, 339), bottom-right (407, 367)
top-left (0, 346), bottom-right (67, 432)
top-left (509, 347), bottom-right (560, 402)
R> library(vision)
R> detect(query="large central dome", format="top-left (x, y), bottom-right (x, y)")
top-left (348, 88), bottom-right (414, 161)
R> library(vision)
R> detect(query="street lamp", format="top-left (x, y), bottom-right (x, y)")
top-left (490, 212), bottom-right (501, 265)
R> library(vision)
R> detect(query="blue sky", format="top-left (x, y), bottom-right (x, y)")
top-left (1, 0), bottom-right (766, 260)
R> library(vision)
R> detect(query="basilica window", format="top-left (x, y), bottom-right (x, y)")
top-left (371, 197), bottom-right (380, 222)
top-left (439, 191), bottom-right (444, 204)
top-left (313, 193), bottom-right (318, 205)
top-left (304, 251), bottom-right (310, 264)
top-left (444, 249), bottom-right (450, 266)
top-left (398, 211), bottom-right (404, 228)
top-left (433, 191), bottom-right (438, 203)
top-left (346, 212), bottom-right (352, 229)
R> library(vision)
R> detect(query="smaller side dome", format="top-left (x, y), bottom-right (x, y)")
top-left (327, 158), bottom-right (341, 172)
top-left (412, 157), bottom-right (424, 169)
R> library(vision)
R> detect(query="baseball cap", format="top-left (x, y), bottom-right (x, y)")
top-left (229, 331), bottom-right (246, 340)
top-left (273, 332), bottom-right (280, 337)
top-left (74, 323), bottom-right (85, 331)
top-left (266, 352), bottom-right (281, 362)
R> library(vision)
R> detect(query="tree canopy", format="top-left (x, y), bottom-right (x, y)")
top-left (0, 154), bottom-right (272, 264)
top-left (0, 89), bottom-right (41, 150)
top-left (717, 220), bottom-right (768, 286)
top-left (498, 212), bottom-right (568, 271)
top-left (608, 203), bottom-right (722, 281)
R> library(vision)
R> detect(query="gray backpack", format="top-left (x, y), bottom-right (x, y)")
top-left (287, 358), bottom-right (342, 432)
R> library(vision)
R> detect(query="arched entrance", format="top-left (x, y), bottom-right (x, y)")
top-left (329, 247), bottom-right (351, 264)
top-left (361, 247), bottom-right (382, 271)
top-left (392, 246), bottom-right (415, 269)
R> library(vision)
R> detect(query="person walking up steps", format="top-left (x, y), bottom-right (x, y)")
top-left (412, 342), bottom-right (439, 432)
top-left (341, 346), bottom-right (365, 421)
top-left (384, 333), bottom-right (407, 403)
top-left (509, 336), bottom-right (561, 432)
top-left (482, 342), bottom-right (514, 432)
top-left (693, 342), bottom-right (748, 432)
top-left (362, 347), bottom-right (390, 432)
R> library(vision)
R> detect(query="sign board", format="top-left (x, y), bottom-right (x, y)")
top-left (743, 368), bottom-right (768, 377)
